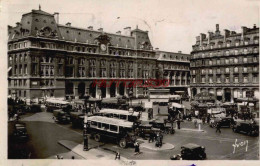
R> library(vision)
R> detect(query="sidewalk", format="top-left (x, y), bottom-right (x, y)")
top-left (58, 140), bottom-right (128, 160)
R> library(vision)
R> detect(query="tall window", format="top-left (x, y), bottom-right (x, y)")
top-left (225, 68), bottom-right (230, 73)
top-left (243, 67), bottom-right (247, 72)
top-left (243, 76), bottom-right (248, 83)
top-left (217, 59), bottom-right (220, 65)
top-left (209, 69), bottom-right (213, 74)
top-left (217, 77), bottom-right (221, 83)
top-left (243, 57), bottom-right (247, 63)
top-left (201, 77), bottom-right (205, 83)
top-left (225, 59), bottom-right (229, 64)
top-left (234, 58), bottom-right (238, 63)
top-left (24, 64), bottom-right (27, 74)
top-left (209, 77), bottom-right (213, 83)
top-left (234, 76), bottom-right (239, 83)
top-left (234, 67), bottom-right (238, 73)
top-left (253, 74), bottom-right (258, 83)
top-left (209, 60), bottom-right (212, 65)
top-left (235, 50), bottom-right (239, 55)
top-left (225, 76), bottom-right (229, 83)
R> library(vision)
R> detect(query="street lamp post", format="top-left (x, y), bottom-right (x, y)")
top-left (83, 95), bottom-right (90, 151)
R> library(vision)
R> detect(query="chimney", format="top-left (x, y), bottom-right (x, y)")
top-left (200, 33), bottom-right (206, 46)
top-left (224, 29), bottom-right (230, 41)
top-left (116, 31), bottom-right (121, 35)
top-left (88, 26), bottom-right (93, 30)
top-left (253, 24), bottom-right (256, 29)
top-left (208, 31), bottom-right (213, 44)
top-left (231, 31), bottom-right (236, 35)
top-left (16, 22), bottom-right (21, 27)
top-left (216, 24), bottom-right (220, 32)
top-left (178, 51), bottom-right (182, 53)
top-left (123, 27), bottom-right (131, 36)
top-left (54, 12), bottom-right (59, 24)
top-left (155, 48), bottom-right (159, 51)
top-left (98, 28), bottom-right (103, 32)
top-left (215, 24), bottom-right (220, 36)
top-left (8, 25), bottom-right (13, 29)
top-left (241, 26), bottom-right (248, 40)
top-left (66, 22), bottom-right (71, 26)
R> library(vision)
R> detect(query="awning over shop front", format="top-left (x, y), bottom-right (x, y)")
top-left (170, 102), bottom-right (184, 109)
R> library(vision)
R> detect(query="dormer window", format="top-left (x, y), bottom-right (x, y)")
top-left (89, 34), bottom-right (92, 37)
top-left (66, 31), bottom-right (69, 33)
top-left (27, 21), bottom-right (30, 24)
top-left (78, 32), bottom-right (81, 35)
top-left (35, 19), bottom-right (39, 22)
top-left (226, 40), bottom-right (231, 47)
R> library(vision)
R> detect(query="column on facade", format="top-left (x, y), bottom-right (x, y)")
top-left (106, 81), bottom-right (110, 98)
top-left (185, 72), bottom-right (188, 85)
top-left (179, 71), bottom-right (183, 85)
top-left (222, 88), bottom-right (225, 103)
top-left (96, 86), bottom-right (101, 99)
top-left (173, 71), bottom-right (176, 86)
top-left (231, 88), bottom-right (234, 103)
top-left (74, 82), bottom-right (79, 99)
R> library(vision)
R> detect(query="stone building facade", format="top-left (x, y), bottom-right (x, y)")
top-left (190, 24), bottom-right (259, 102)
top-left (8, 8), bottom-right (190, 100)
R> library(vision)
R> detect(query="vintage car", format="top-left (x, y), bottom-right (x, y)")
top-left (135, 124), bottom-right (159, 139)
top-left (70, 112), bottom-right (84, 128)
top-left (170, 143), bottom-right (206, 160)
top-left (53, 109), bottom-right (70, 123)
top-left (232, 120), bottom-right (259, 136)
top-left (87, 116), bottom-right (137, 148)
top-left (209, 117), bottom-right (236, 128)
top-left (149, 120), bottom-right (173, 134)
top-left (13, 123), bottom-right (29, 141)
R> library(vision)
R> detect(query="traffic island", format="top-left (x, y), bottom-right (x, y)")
top-left (140, 140), bottom-right (174, 151)
top-left (58, 140), bottom-right (128, 160)
top-left (175, 128), bottom-right (205, 132)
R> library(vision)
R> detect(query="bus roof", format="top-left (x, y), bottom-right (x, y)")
top-left (100, 109), bottom-right (139, 116)
top-left (46, 99), bottom-right (70, 105)
top-left (88, 116), bottom-right (133, 128)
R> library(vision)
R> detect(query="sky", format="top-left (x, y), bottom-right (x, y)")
top-left (1, 0), bottom-right (259, 54)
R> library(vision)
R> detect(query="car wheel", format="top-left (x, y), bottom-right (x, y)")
top-left (119, 139), bottom-right (127, 148)
top-left (94, 134), bottom-right (101, 142)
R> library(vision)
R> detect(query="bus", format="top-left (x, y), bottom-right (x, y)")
top-left (45, 99), bottom-right (70, 112)
top-left (87, 116), bottom-right (136, 148)
top-left (96, 108), bottom-right (141, 125)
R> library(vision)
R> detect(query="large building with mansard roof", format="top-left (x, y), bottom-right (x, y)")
top-left (8, 7), bottom-right (190, 100)
top-left (190, 24), bottom-right (259, 102)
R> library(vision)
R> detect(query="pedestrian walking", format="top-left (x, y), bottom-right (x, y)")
top-left (177, 119), bottom-right (181, 129)
top-left (194, 119), bottom-right (197, 128)
top-left (115, 151), bottom-right (120, 160)
top-left (216, 122), bottom-right (221, 133)
top-left (207, 114), bottom-right (210, 124)
top-left (134, 142), bottom-right (140, 155)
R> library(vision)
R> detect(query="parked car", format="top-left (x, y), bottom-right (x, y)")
top-left (13, 123), bottom-right (29, 141)
top-left (209, 117), bottom-right (235, 128)
top-left (170, 143), bottom-right (206, 160)
top-left (232, 120), bottom-right (259, 136)
top-left (53, 109), bottom-right (70, 123)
